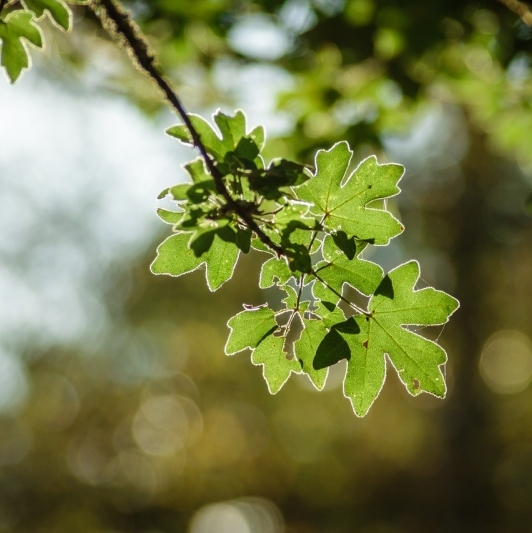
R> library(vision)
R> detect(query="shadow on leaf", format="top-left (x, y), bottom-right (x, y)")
top-left (313, 317), bottom-right (360, 370)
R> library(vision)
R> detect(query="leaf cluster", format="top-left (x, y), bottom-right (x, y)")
top-left (152, 111), bottom-right (459, 417)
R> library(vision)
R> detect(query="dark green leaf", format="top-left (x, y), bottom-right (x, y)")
top-left (294, 318), bottom-right (329, 390)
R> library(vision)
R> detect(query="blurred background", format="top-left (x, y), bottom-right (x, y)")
top-left (2, 0), bottom-right (532, 531)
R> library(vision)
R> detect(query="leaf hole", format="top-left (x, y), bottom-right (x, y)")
top-left (363, 340), bottom-right (369, 348)
top-left (413, 378), bottom-right (420, 390)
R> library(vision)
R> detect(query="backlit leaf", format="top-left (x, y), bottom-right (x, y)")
top-left (323, 261), bottom-right (459, 416)
top-left (22, 0), bottom-right (72, 31)
top-left (225, 307), bottom-right (278, 354)
top-left (296, 142), bottom-right (404, 245)
top-left (251, 333), bottom-right (301, 394)
top-left (0, 11), bottom-right (43, 83)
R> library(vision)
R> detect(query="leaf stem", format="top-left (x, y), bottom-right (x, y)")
top-left (90, 0), bottom-right (285, 257)
top-left (310, 270), bottom-right (369, 316)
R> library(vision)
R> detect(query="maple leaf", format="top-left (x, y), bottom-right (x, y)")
top-left (318, 261), bottom-right (459, 417)
top-left (0, 11), bottom-right (43, 83)
top-left (21, 0), bottom-right (72, 31)
top-left (296, 142), bottom-right (404, 245)
top-left (313, 234), bottom-right (383, 298)
top-left (225, 307), bottom-right (300, 393)
top-left (166, 110), bottom-right (265, 165)
top-left (150, 232), bottom-right (239, 291)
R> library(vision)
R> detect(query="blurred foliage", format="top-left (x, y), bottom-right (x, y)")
top-left (4, 0), bottom-right (532, 532)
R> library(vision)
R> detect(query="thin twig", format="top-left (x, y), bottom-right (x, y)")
top-left (90, 0), bottom-right (285, 256)
top-left (498, 0), bottom-right (532, 25)
top-left (89, 0), bottom-right (374, 318)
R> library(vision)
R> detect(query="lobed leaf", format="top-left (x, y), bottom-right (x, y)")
top-left (166, 110), bottom-right (264, 165)
top-left (314, 234), bottom-right (383, 297)
top-left (0, 11), bottom-right (43, 83)
top-left (251, 333), bottom-right (301, 394)
top-left (259, 257), bottom-right (292, 289)
top-left (294, 318), bottom-right (329, 390)
top-left (296, 142), bottom-right (404, 245)
top-left (22, 0), bottom-right (72, 31)
top-left (319, 261), bottom-right (459, 416)
top-left (150, 231), bottom-right (240, 291)
top-left (225, 307), bottom-right (278, 354)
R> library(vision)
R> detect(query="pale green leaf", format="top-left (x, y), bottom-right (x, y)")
top-left (0, 11), bottom-right (43, 83)
top-left (251, 333), bottom-right (301, 393)
top-left (296, 142), bottom-right (404, 245)
top-left (225, 307), bottom-right (278, 355)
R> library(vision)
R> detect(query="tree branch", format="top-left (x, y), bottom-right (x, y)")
top-left (90, 0), bottom-right (285, 256)
top-left (498, 0), bottom-right (532, 25)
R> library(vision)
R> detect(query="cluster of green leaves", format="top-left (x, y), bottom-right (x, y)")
top-left (152, 111), bottom-right (459, 417)
top-left (1, 0), bottom-right (460, 417)
top-left (0, 0), bottom-right (84, 83)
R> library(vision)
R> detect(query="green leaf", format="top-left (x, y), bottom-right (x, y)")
top-left (156, 208), bottom-right (182, 224)
top-left (0, 11), bottom-right (43, 83)
top-left (150, 233), bottom-right (202, 277)
top-left (235, 227), bottom-right (251, 253)
top-left (225, 307), bottom-right (278, 354)
top-left (166, 110), bottom-right (262, 165)
top-left (251, 333), bottom-right (301, 394)
top-left (21, 0), bottom-right (72, 31)
top-left (251, 237), bottom-right (271, 253)
top-left (296, 142), bottom-right (404, 245)
top-left (324, 261), bottom-right (459, 417)
top-left (278, 283), bottom-right (310, 312)
top-left (294, 319), bottom-right (329, 390)
top-left (280, 284), bottom-right (298, 309)
top-left (314, 234), bottom-right (383, 297)
top-left (184, 158), bottom-right (211, 184)
top-left (169, 183), bottom-right (191, 201)
top-left (151, 231), bottom-right (240, 291)
top-left (247, 159), bottom-right (309, 200)
top-left (259, 257), bottom-right (292, 288)
top-left (274, 202), bottom-right (318, 230)
top-left (203, 232), bottom-right (240, 290)
top-left (311, 280), bottom-right (346, 328)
